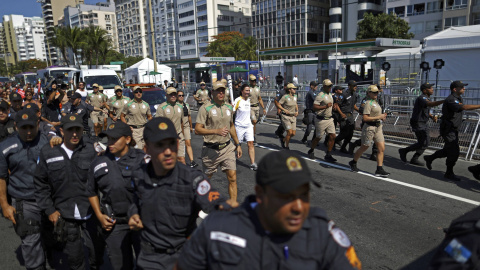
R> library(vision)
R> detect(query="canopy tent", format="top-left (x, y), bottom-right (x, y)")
top-left (125, 58), bottom-right (172, 84)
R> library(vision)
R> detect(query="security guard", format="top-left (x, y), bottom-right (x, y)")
top-left (41, 82), bottom-right (64, 128)
top-left (87, 122), bottom-right (144, 270)
top-left (0, 100), bottom-right (15, 142)
top-left (195, 81), bottom-right (243, 203)
top-left (156, 87), bottom-right (186, 164)
top-left (24, 103), bottom-right (61, 139)
top-left (86, 83), bottom-right (109, 136)
top-left (121, 86), bottom-right (152, 150)
top-left (277, 83), bottom-right (298, 149)
top-left (274, 82), bottom-right (288, 147)
top-left (249, 74), bottom-right (266, 144)
top-left (61, 92), bottom-right (95, 137)
top-left (99, 86), bottom-right (110, 132)
top-left (423, 81), bottom-right (480, 181)
top-left (108, 85), bottom-right (131, 123)
top-left (177, 89), bottom-right (198, 168)
top-left (301, 81), bottom-right (319, 145)
top-left (10, 92), bottom-right (23, 120)
top-left (307, 79), bottom-right (337, 163)
top-left (399, 83), bottom-right (444, 165)
top-left (0, 109), bottom-right (61, 270)
top-left (127, 117), bottom-right (234, 269)
top-left (176, 150), bottom-right (362, 270)
top-left (335, 80), bottom-right (359, 153)
top-left (34, 113), bottom-right (104, 270)
top-left (349, 85), bottom-right (390, 177)
top-left (194, 82), bottom-right (210, 108)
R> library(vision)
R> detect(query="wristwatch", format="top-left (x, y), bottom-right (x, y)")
top-left (235, 143), bottom-right (240, 147)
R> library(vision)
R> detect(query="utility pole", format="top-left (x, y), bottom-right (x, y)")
top-left (148, 0), bottom-right (157, 73)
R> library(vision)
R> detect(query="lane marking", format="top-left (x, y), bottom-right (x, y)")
top-left (256, 144), bottom-right (480, 206)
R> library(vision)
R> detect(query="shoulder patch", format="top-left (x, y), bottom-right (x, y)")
top-left (94, 162), bottom-right (108, 173)
top-left (328, 220), bottom-right (351, 248)
top-left (444, 238), bottom-right (471, 263)
top-left (197, 180), bottom-right (211, 195)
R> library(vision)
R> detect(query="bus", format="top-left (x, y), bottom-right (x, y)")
top-left (210, 60), bottom-right (262, 81)
top-left (14, 72), bottom-right (37, 86)
top-left (36, 66), bottom-right (79, 87)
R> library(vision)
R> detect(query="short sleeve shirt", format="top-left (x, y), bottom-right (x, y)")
top-left (249, 86), bottom-right (261, 105)
top-left (411, 94), bottom-right (430, 123)
top-left (196, 89), bottom-right (209, 103)
top-left (442, 93), bottom-right (463, 129)
top-left (233, 97), bottom-right (252, 128)
top-left (109, 96), bottom-right (131, 116)
top-left (313, 91), bottom-right (333, 118)
top-left (123, 99), bottom-right (151, 126)
top-left (86, 92), bottom-right (108, 108)
top-left (339, 90), bottom-right (358, 114)
top-left (156, 102), bottom-right (183, 134)
top-left (275, 89), bottom-right (286, 102)
top-left (279, 94), bottom-right (298, 114)
top-left (363, 99), bottom-right (382, 118)
top-left (196, 102), bottom-right (233, 144)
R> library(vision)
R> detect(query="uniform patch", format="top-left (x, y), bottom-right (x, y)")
top-left (208, 191), bottom-right (220, 202)
top-left (166, 108), bottom-right (171, 113)
top-left (159, 122), bottom-right (168, 130)
top-left (76, 109), bottom-right (83, 113)
top-left (124, 100), bottom-right (128, 104)
top-left (330, 228), bottom-right (351, 248)
top-left (445, 238), bottom-right (471, 264)
top-left (2, 143), bottom-right (18, 155)
top-left (226, 110), bottom-right (231, 116)
top-left (294, 96), bottom-right (297, 101)
top-left (94, 162), bottom-right (108, 173)
top-left (210, 231), bottom-right (246, 248)
top-left (286, 156), bottom-right (302, 171)
top-left (46, 156), bottom-right (64, 163)
top-left (142, 104), bottom-right (146, 109)
top-left (69, 116), bottom-right (76, 121)
top-left (455, 100), bottom-right (459, 104)
top-left (109, 124), bottom-right (115, 129)
top-left (212, 109), bottom-right (217, 115)
top-left (132, 104), bottom-right (136, 108)
top-left (197, 180), bottom-right (211, 195)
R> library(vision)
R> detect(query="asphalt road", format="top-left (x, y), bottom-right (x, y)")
top-left (1, 115), bottom-right (480, 269)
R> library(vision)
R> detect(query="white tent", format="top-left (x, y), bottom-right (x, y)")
top-left (124, 58), bottom-right (172, 85)
top-left (422, 25), bottom-right (480, 88)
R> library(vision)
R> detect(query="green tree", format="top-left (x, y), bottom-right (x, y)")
top-left (85, 26), bottom-right (109, 66)
top-left (356, 13), bottom-right (415, 40)
top-left (48, 27), bottom-right (70, 66)
top-left (241, 36), bottom-right (258, 61)
top-left (205, 31), bottom-right (259, 61)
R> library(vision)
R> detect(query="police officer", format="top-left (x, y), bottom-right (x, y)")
top-left (61, 92), bottom-right (95, 138)
top-left (108, 85), bottom-right (131, 123)
top-left (423, 81), bottom-right (480, 181)
top-left (398, 83), bottom-right (444, 166)
top-left (98, 85), bottom-right (110, 132)
top-left (195, 81), bottom-right (243, 203)
top-left (156, 87), bottom-right (186, 164)
top-left (127, 117), bottom-right (234, 269)
top-left (121, 86), bottom-right (152, 150)
top-left (10, 92), bottom-right (23, 120)
top-left (0, 100), bottom-right (15, 142)
top-left (277, 83), bottom-right (298, 149)
top-left (194, 82), bottom-right (209, 108)
top-left (274, 82), bottom-right (288, 147)
top-left (41, 82), bottom-right (64, 128)
top-left (87, 122), bottom-right (144, 270)
top-left (275, 71), bottom-right (284, 91)
top-left (176, 150), bottom-right (362, 270)
top-left (324, 85), bottom-right (344, 149)
top-left (349, 85), bottom-right (390, 177)
top-left (301, 81), bottom-right (319, 145)
top-left (0, 109), bottom-right (61, 270)
top-left (177, 89), bottom-right (198, 168)
top-left (86, 83), bottom-right (109, 137)
top-left (335, 80), bottom-right (359, 153)
top-left (249, 74), bottom-right (266, 144)
top-left (34, 113), bottom-right (104, 269)
top-left (24, 103), bottom-right (61, 139)
top-left (307, 79), bottom-right (337, 163)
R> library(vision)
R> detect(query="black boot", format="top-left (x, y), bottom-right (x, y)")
top-left (348, 142), bottom-right (355, 155)
top-left (410, 153), bottom-right (425, 166)
top-left (468, 165), bottom-right (480, 181)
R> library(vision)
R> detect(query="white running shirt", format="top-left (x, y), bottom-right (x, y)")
top-left (233, 97), bottom-right (253, 128)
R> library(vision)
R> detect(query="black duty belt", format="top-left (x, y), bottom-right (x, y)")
top-left (251, 104), bottom-right (259, 107)
top-left (316, 115), bottom-right (331, 121)
top-left (281, 111), bottom-right (295, 116)
top-left (204, 141), bottom-right (230, 150)
top-left (114, 215), bottom-right (129, 224)
top-left (129, 125), bottom-right (144, 129)
top-left (141, 241), bottom-right (183, 255)
top-left (365, 121), bottom-right (381, 127)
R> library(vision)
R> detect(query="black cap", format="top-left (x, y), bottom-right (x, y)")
top-left (23, 103), bottom-right (40, 113)
top-left (256, 150), bottom-right (320, 193)
top-left (10, 92), bottom-right (22, 101)
top-left (143, 117), bottom-right (178, 143)
top-left (333, 85), bottom-right (345, 91)
top-left (15, 109), bottom-right (38, 128)
top-left (66, 91), bottom-right (73, 98)
top-left (450, 80), bottom-right (468, 90)
top-left (61, 113), bottom-right (83, 130)
top-left (348, 80), bottom-right (358, 86)
top-left (420, 83), bottom-right (435, 91)
top-left (71, 92), bottom-right (82, 100)
top-left (61, 83), bottom-right (68, 89)
top-left (100, 121), bottom-right (132, 138)
top-left (310, 81), bottom-right (319, 87)
top-left (0, 100), bottom-right (9, 110)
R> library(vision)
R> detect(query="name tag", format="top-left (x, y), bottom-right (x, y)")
top-left (210, 231), bottom-right (246, 248)
top-left (346, 96), bottom-right (351, 100)
top-left (2, 144), bottom-right (18, 155)
top-left (94, 162), bottom-right (107, 173)
top-left (46, 156), bottom-right (64, 163)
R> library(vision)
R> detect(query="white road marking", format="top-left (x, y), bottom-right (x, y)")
top-left (256, 144), bottom-right (480, 206)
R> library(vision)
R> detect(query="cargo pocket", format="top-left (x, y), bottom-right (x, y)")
top-left (210, 234), bottom-right (246, 265)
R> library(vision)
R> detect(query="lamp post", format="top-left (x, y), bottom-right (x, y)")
top-left (433, 59), bottom-right (445, 91)
top-left (420, 61), bottom-right (430, 83)
top-left (382, 62), bottom-right (391, 87)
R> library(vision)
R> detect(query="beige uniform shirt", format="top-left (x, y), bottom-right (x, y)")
top-left (195, 89), bottom-right (209, 103)
top-left (123, 99), bottom-right (151, 126)
top-left (156, 102), bottom-right (183, 134)
top-left (363, 99), bottom-right (382, 118)
top-left (313, 91), bottom-right (333, 118)
top-left (249, 85), bottom-right (261, 105)
top-left (279, 94), bottom-right (298, 115)
top-left (196, 102), bottom-right (234, 144)
top-left (86, 92), bottom-right (108, 108)
top-left (109, 96), bottom-right (131, 116)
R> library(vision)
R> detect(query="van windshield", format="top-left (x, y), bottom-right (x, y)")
top-left (84, 75), bottom-right (121, 90)
top-left (50, 70), bottom-right (72, 84)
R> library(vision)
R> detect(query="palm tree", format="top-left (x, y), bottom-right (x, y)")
top-left (85, 26), bottom-right (109, 66)
top-left (227, 39), bottom-right (243, 60)
top-left (99, 38), bottom-right (113, 65)
top-left (206, 41), bottom-right (224, 57)
top-left (64, 26), bottom-right (86, 67)
top-left (241, 36), bottom-right (258, 61)
top-left (48, 27), bottom-right (70, 66)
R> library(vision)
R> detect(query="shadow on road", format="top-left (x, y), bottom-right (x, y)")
top-left (399, 247), bottom-right (437, 270)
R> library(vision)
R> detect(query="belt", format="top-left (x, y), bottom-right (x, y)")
top-left (114, 216), bottom-right (129, 224)
top-left (204, 141), bottom-right (230, 150)
top-left (129, 125), bottom-right (144, 129)
top-left (365, 121), bottom-right (381, 127)
top-left (316, 115), bottom-right (331, 121)
top-left (141, 241), bottom-right (183, 255)
top-left (251, 104), bottom-right (259, 107)
top-left (281, 112), bottom-right (294, 116)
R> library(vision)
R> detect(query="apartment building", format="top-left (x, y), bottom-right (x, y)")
top-left (114, 0), bottom-right (148, 58)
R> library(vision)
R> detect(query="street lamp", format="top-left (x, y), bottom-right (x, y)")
top-left (433, 59), bottom-right (444, 91)
top-left (420, 61), bottom-right (430, 83)
top-left (382, 62), bottom-right (391, 87)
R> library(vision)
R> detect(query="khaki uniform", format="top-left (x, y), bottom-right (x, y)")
top-left (195, 89), bottom-right (209, 105)
top-left (314, 91), bottom-right (336, 138)
top-left (361, 99), bottom-right (384, 146)
top-left (180, 102), bottom-right (191, 141)
top-left (196, 102), bottom-right (236, 174)
top-left (279, 94), bottom-right (298, 131)
top-left (156, 102), bottom-right (185, 157)
top-left (87, 92), bottom-right (108, 124)
top-left (123, 99), bottom-right (151, 150)
top-left (109, 96), bottom-right (131, 119)
top-left (249, 85), bottom-right (261, 121)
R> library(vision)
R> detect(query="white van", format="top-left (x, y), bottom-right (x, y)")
top-left (69, 69), bottom-right (122, 98)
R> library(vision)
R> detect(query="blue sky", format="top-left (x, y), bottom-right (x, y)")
top-left (0, 0), bottom-right (107, 22)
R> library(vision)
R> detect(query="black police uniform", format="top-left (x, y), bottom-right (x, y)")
top-left (34, 138), bottom-right (104, 270)
top-left (178, 195), bottom-right (357, 270)
top-left (42, 91), bottom-right (62, 124)
top-left (274, 88), bottom-right (287, 139)
top-left (402, 94), bottom-right (432, 162)
top-left (335, 89), bottom-right (358, 151)
top-left (0, 132), bottom-right (50, 269)
top-left (87, 148), bottom-right (145, 270)
top-left (275, 74), bottom-right (284, 90)
top-left (10, 106), bottom-right (21, 120)
top-left (425, 93), bottom-right (463, 177)
top-left (302, 88), bottom-right (318, 142)
top-left (61, 101), bottom-right (94, 134)
top-left (0, 117), bottom-right (15, 142)
top-left (128, 162), bottom-right (229, 269)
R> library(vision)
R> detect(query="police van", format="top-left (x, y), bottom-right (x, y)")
top-left (69, 69), bottom-right (122, 98)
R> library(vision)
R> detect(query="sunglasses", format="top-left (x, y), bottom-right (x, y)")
top-left (134, 90), bottom-right (142, 94)
top-left (178, 95), bottom-right (184, 97)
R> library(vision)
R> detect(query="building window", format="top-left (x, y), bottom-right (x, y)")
top-left (425, 20), bottom-right (442, 31)
top-left (197, 4), bottom-right (207, 12)
top-left (409, 22), bottom-right (424, 34)
top-left (390, 6), bottom-right (405, 17)
top-left (445, 16), bottom-right (467, 27)
top-left (217, 15), bottom-right (231, 21)
top-left (427, 1), bottom-right (443, 13)
top-left (179, 20), bottom-right (195, 28)
top-left (446, 0), bottom-right (468, 10)
top-left (179, 11), bottom-right (194, 18)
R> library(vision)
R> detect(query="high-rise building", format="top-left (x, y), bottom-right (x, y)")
top-left (252, 0), bottom-right (330, 54)
top-left (114, 0), bottom-right (148, 58)
top-left (2, 15), bottom-right (47, 67)
top-left (39, 0), bottom-right (84, 65)
top-left (0, 25), bottom-right (5, 59)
